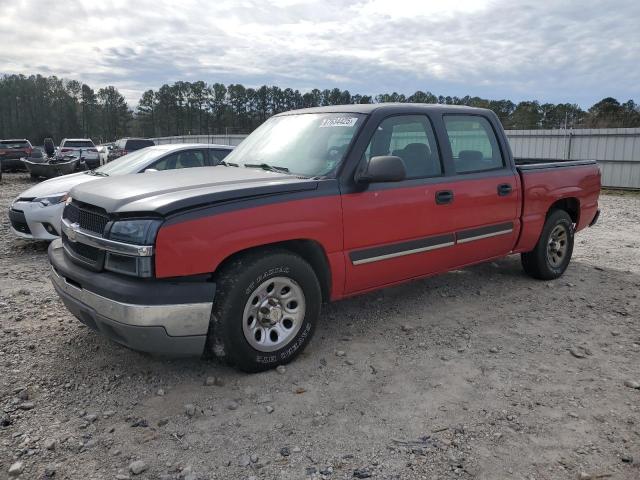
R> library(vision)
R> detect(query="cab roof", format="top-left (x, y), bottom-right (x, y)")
top-left (277, 103), bottom-right (492, 116)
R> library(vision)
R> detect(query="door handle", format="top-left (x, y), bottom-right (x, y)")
top-left (497, 183), bottom-right (512, 196)
top-left (435, 190), bottom-right (454, 205)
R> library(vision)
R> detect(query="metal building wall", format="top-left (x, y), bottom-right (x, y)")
top-left (506, 128), bottom-right (640, 189)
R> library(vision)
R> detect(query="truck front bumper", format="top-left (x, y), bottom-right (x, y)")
top-left (48, 239), bottom-right (215, 356)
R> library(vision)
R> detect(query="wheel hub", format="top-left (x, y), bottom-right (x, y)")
top-left (258, 298), bottom-right (283, 326)
top-left (547, 225), bottom-right (568, 267)
top-left (242, 276), bottom-right (306, 353)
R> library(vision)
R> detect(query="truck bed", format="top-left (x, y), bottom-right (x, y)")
top-left (513, 158), bottom-right (601, 254)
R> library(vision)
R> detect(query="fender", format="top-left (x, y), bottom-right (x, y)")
top-left (154, 194), bottom-right (345, 296)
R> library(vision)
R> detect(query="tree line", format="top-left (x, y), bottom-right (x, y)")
top-left (1, 73), bottom-right (639, 144)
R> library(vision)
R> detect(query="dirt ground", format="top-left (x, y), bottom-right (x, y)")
top-left (0, 172), bottom-right (639, 480)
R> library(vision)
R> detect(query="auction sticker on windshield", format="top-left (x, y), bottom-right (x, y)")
top-left (319, 117), bottom-right (358, 128)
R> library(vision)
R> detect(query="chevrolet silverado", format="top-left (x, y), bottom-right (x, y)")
top-left (48, 104), bottom-right (601, 372)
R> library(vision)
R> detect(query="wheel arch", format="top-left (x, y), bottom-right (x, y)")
top-left (547, 197), bottom-right (580, 224)
top-left (213, 239), bottom-right (332, 302)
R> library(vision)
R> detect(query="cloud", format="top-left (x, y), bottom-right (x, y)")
top-left (0, 0), bottom-right (638, 107)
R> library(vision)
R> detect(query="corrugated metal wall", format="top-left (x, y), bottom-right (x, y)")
top-left (506, 128), bottom-right (640, 189)
top-left (153, 128), bottom-right (640, 189)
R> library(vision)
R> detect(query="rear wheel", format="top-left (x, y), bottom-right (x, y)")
top-left (521, 209), bottom-right (574, 280)
top-left (208, 250), bottom-right (321, 372)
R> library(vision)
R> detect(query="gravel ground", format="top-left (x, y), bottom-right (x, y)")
top-left (1, 172), bottom-right (639, 480)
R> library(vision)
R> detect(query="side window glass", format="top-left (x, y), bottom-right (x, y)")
top-left (209, 149), bottom-right (231, 164)
top-left (364, 115), bottom-right (442, 179)
top-left (444, 115), bottom-right (504, 174)
top-left (176, 150), bottom-right (205, 169)
top-left (149, 153), bottom-right (178, 171)
top-left (148, 150), bottom-right (205, 170)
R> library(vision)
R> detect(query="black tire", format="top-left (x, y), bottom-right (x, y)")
top-left (208, 249), bottom-right (321, 373)
top-left (521, 209), bottom-right (574, 280)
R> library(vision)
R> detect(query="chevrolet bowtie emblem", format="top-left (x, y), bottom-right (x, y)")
top-left (67, 223), bottom-right (80, 242)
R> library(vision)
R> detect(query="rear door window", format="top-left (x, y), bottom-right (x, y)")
top-left (443, 116), bottom-right (504, 174)
top-left (63, 140), bottom-right (95, 148)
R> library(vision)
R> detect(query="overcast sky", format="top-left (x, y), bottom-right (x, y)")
top-left (1, 0), bottom-right (638, 107)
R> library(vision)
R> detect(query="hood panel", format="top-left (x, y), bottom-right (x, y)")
top-left (16, 172), bottom-right (97, 199)
top-left (69, 166), bottom-right (318, 215)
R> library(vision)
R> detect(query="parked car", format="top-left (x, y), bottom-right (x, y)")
top-left (58, 138), bottom-right (100, 169)
top-left (108, 138), bottom-right (155, 162)
top-left (48, 104), bottom-right (601, 372)
top-left (9, 144), bottom-right (234, 240)
top-left (0, 139), bottom-right (33, 171)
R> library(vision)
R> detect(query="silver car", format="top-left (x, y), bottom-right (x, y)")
top-left (9, 144), bottom-right (234, 240)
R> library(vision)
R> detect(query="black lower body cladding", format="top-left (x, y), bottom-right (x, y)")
top-left (48, 240), bottom-right (216, 356)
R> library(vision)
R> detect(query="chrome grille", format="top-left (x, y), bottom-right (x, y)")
top-left (63, 202), bottom-right (109, 236)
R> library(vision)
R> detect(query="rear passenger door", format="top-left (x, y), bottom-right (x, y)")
top-left (441, 114), bottom-right (520, 266)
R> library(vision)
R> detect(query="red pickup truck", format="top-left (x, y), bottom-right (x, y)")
top-left (48, 104), bottom-right (601, 371)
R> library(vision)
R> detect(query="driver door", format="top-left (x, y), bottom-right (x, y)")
top-left (341, 115), bottom-right (454, 294)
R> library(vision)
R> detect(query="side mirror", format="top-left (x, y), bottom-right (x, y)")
top-left (356, 155), bottom-right (406, 183)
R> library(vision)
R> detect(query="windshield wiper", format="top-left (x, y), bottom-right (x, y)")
top-left (244, 163), bottom-right (290, 173)
top-left (219, 160), bottom-right (239, 167)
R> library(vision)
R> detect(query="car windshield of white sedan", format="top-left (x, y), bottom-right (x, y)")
top-left (223, 113), bottom-right (365, 177)
top-left (92, 149), bottom-right (164, 176)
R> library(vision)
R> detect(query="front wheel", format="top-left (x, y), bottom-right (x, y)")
top-left (521, 209), bottom-right (574, 280)
top-left (208, 250), bottom-right (321, 372)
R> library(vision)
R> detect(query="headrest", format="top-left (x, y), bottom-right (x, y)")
top-left (459, 150), bottom-right (483, 162)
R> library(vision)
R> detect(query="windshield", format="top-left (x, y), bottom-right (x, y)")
top-left (94, 148), bottom-right (165, 176)
top-left (224, 113), bottom-right (365, 177)
top-left (1, 141), bottom-right (29, 149)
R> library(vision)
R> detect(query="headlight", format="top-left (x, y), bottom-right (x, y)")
top-left (108, 219), bottom-right (162, 245)
top-left (104, 219), bottom-right (162, 277)
top-left (34, 193), bottom-right (68, 206)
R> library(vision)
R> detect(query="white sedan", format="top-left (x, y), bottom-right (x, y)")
top-left (9, 143), bottom-right (234, 240)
